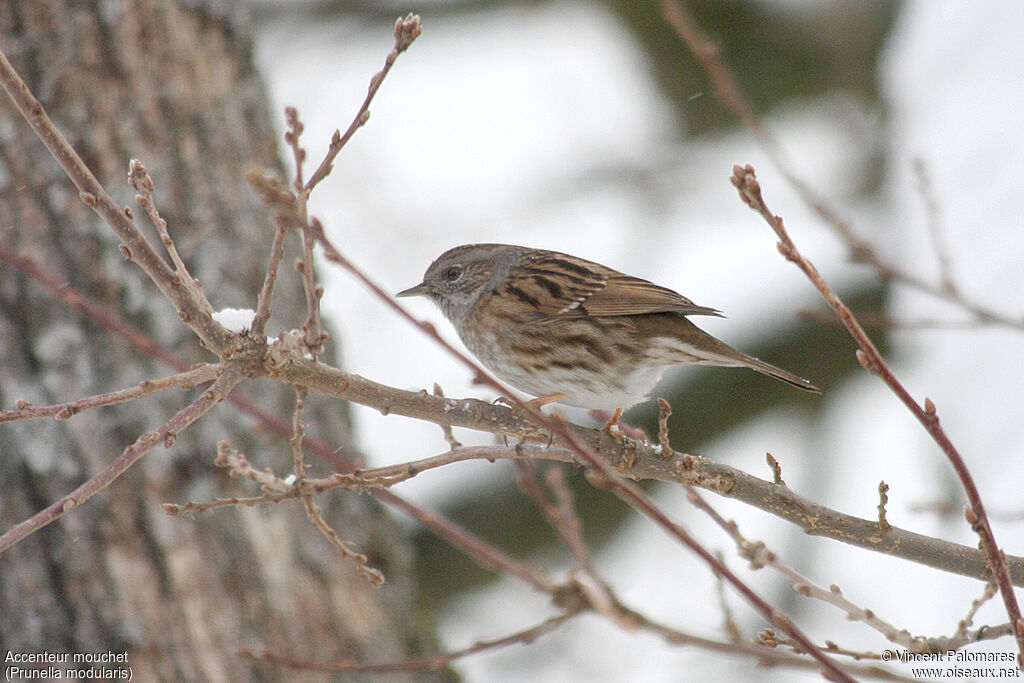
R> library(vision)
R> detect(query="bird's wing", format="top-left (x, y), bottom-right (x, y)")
top-left (583, 271), bottom-right (723, 317)
top-left (506, 250), bottom-right (723, 319)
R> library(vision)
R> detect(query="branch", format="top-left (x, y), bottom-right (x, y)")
top-left (688, 485), bottom-right (924, 650)
top-left (0, 361), bottom-right (246, 555)
top-left (292, 385), bottom-right (384, 586)
top-left (0, 364), bottom-right (221, 424)
top-left (514, 462), bottom-right (594, 572)
top-left (128, 159), bottom-right (210, 315)
top-left (282, 109), bottom-right (329, 354)
top-left (274, 357), bottom-right (1024, 586)
top-left (303, 13), bottom-right (423, 193)
top-left (731, 163), bottom-right (1024, 664)
top-left (242, 609), bottom-right (580, 673)
top-left (375, 489), bottom-right (560, 594)
top-left (659, 0), bottom-right (1024, 330)
top-left (251, 210), bottom-right (291, 339)
top-left (0, 247), bottom-right (191, 370)
top-left (0, 48), bottom-right (235, 352)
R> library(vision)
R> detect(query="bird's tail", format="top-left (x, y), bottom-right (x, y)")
top-left (728, 351), bottom-right (820, 393)
top-left (664, 318), bottom-right (820, 393)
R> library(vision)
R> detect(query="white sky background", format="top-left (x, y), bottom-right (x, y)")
top-left (255, 2), bottom-right (1024, 680)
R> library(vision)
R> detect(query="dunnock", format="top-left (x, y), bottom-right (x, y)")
top-left (397, 244), bottom-right (819, 412)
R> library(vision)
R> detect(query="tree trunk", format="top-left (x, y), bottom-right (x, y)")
top-left (0, 2), bottom-right (437, 680)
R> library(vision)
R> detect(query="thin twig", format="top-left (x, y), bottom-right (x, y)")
top-left (659, 0), bottom-right (1024, 330)
top-left (765, 453), bottom-right (785, 486)
top-left (514, 461), bottom-right (593, 571)
top-left (954, 580), bottom-right (999, 642)
top-left (0, 49), bottom-right (235, 351)
top-left (291, 386), bottom-right (309, 480)
top-left (0, 247), bottom-right (191, 370)
top-left (301, 488), bottom-right (385, 587)
top-left (922, 621), bottom-right (1016, 654)
top-left (0, 362), bottom-right (246, 555)
top-left (656, 397), bottom-right (673, 458)
top-left (686, 484), bottom-right (924, 651)
top-left (251, 216), bottom-right (291, 338)
top-left (432, 383), bottom-right (462, 448)
top-left (659, 0), bottom-right (768, 141)
top-left (616, 601), bottom-right (918, 681)
top-left (285, 106), bottom-right (307, 193)
top-left (712, 551), bottom-right (742, 642)
top-left (297, 224), bottom-right (327, 354)
top-left (279, 109), bottom-right (327, 354)
top-left (877, 481), bottom-right (891, 533)
top-left (304, 14), bottom-right (423, 193)
top-left (546, 468), bottom-right (592, 569)
top-left (379, 491), bottom-right (559, 594)
top-left (170, 445), bottom-right (571, 515)
top-left (242, 609), bottom-right (580, 673)
top-left (731, 163), bottom-right (1024, 664)
top-left (128, 159), bottom-right (208, 312)
top-left (913, 157), bottom-right (958, 296)
top-left (289, 384), bottom-right (382, 585)
top-left (0, 364), bottom-right (221, 424)
top-left (211, 433), bottom-right (385, 586)
top-left (162, 493), bottom-right (295, 516)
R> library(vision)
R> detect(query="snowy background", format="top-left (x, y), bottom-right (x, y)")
top-left (254, 2), bottom-right (1024, 680)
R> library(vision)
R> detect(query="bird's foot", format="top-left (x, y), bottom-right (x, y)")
top-left (590, 408), bottom-right (649, 442)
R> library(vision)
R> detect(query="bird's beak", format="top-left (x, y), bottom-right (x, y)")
top-left (396, 282), bottom-right (431, 298)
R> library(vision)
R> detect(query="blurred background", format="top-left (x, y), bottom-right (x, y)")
top-left (252, 1), bottom-right (1024, 680)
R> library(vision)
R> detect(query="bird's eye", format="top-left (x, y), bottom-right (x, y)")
top-left (442, 265), bottom-right (463, 282)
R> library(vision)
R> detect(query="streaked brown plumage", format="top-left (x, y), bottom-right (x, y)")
top-left (398, 244), bottom-right (819, 411)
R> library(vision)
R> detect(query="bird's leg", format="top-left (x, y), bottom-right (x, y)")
top-left (601, 408), bottom-right (623, 431)
top-left (590, 408), bottom-right (650, 442)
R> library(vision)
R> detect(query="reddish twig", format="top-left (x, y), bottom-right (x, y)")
top-left (514, 462), bottom-right (594, 571)
top-left (659, 0), bottom-right (1023, 331)
top-left (0, 247), bottom-right (190, 370)
top-left (731, 163), bottom-right (1024, 665)
top-left (379, 490), bottom-right (559, 594)
top-left (659, 0), bottom-right (767, 140)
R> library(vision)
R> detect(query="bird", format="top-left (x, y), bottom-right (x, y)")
top-left (397, 243), bottom-right (819, 413)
